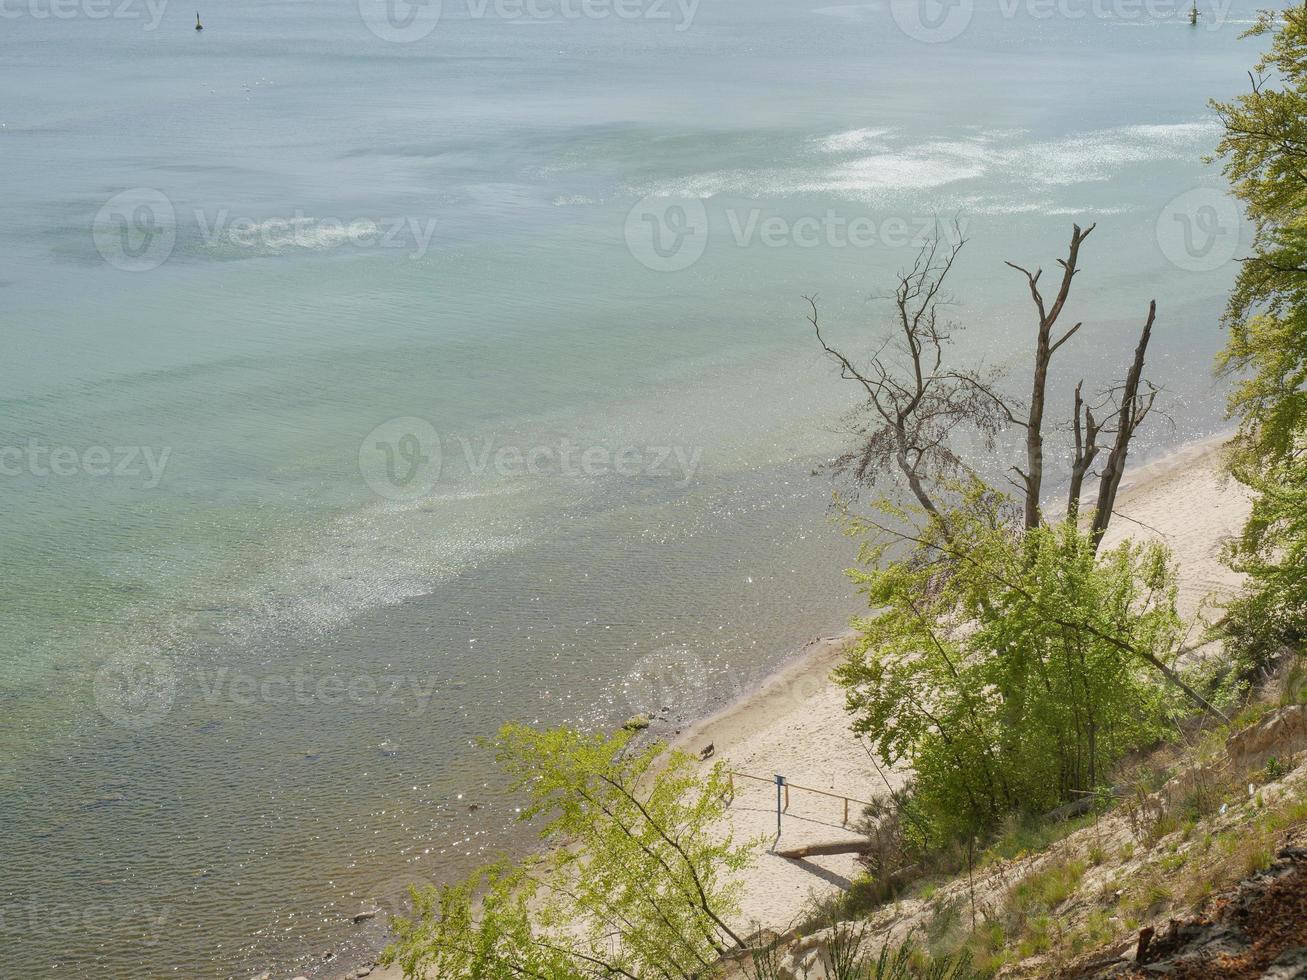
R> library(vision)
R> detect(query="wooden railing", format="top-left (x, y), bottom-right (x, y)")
top-left (725, 770), bottom-right (875, 827)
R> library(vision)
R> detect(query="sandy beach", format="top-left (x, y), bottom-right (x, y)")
top-left (360, 436), bottom-right (1252, 980)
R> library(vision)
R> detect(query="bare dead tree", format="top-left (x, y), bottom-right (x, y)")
top-left (807, 234), bottom-right (1009, 524)
top-left (947, 225), bottom-right (1104, 526)
top-left (811, 224), bottom-right (1161, 547)
top-left (1090, 301), bottom-right (1159, 546)
top-left (1004, 223), bottom-right (1095, 530)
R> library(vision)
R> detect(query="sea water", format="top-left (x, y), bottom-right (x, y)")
top-left (0, 0), bottom-right (1267, 973)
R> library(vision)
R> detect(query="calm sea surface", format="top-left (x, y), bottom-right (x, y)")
top-left (0, 0), bottom-right (1268, 974)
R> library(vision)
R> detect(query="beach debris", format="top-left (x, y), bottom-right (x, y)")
top-left (622, 714), bottom-right (651, 731)
top-left (774, 839), bottom-right (871, 859)
top-left (378, 740), bottom-right (399, 757)
top-left (351, 908), bottom-right (380, 923)
top-left (323, 950), bottom-right (336, 962)
top-left (699, 743), bottom-right (715, 760)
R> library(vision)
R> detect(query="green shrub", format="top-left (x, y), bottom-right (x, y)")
top-left (838, 492), bottom-right (1181, 847)
top-left (383, 724), bottom-right (757, 979)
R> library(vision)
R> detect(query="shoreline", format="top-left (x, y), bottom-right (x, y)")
top-left (360, 433), bottom-right (1251, 980)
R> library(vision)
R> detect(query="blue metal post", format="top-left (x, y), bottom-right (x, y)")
top-left (775, 774), bottom-right (785, 840)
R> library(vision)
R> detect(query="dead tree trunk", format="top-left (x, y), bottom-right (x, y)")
top-left (1091, 301), bottom-right (1158, 546)
top-left (1007, 223), bottom-right (1095, 529)
top-left (1067, 381), bottom-right (1102, 520)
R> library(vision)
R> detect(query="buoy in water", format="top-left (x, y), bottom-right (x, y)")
top-left (195, 11), bottom-right (203, 30)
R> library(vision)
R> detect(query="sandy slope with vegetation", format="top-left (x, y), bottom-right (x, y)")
top-left (361, 436), bottom-right (1255, 980)
top-left (684, 436), bottom-right (1253, 941)
top-left (759, 696), bottom-right (1307, 978)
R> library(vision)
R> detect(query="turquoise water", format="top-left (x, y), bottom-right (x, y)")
top-left (0, 0), bottom-right (1266, 974)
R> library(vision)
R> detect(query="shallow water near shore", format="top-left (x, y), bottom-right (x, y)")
top-left (0, 0), bottom-right (1270, 974)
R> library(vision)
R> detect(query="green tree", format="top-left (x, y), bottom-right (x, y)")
top-left (1211, 4), bottom-right (1307, 669)
top-left (383, 724), bottom-right (758, 979)
top-left (835, 489), bottom-right (1185, 846)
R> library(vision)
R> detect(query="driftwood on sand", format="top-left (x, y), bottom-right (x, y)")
top-left (774, 840), bottom-right (870, 859)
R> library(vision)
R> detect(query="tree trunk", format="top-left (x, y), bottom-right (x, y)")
top-left (1091, 301), bottom-right (1156, 546)
top-left (1067, 381), bottom-right (1101, 521)
top-left (1012, 223), bottom-right (1094, 529)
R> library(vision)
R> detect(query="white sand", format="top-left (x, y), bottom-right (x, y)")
top-left (669, 629), bottom-right (875, 934)
top-left (363, 437), bottom-right (1253, 980)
